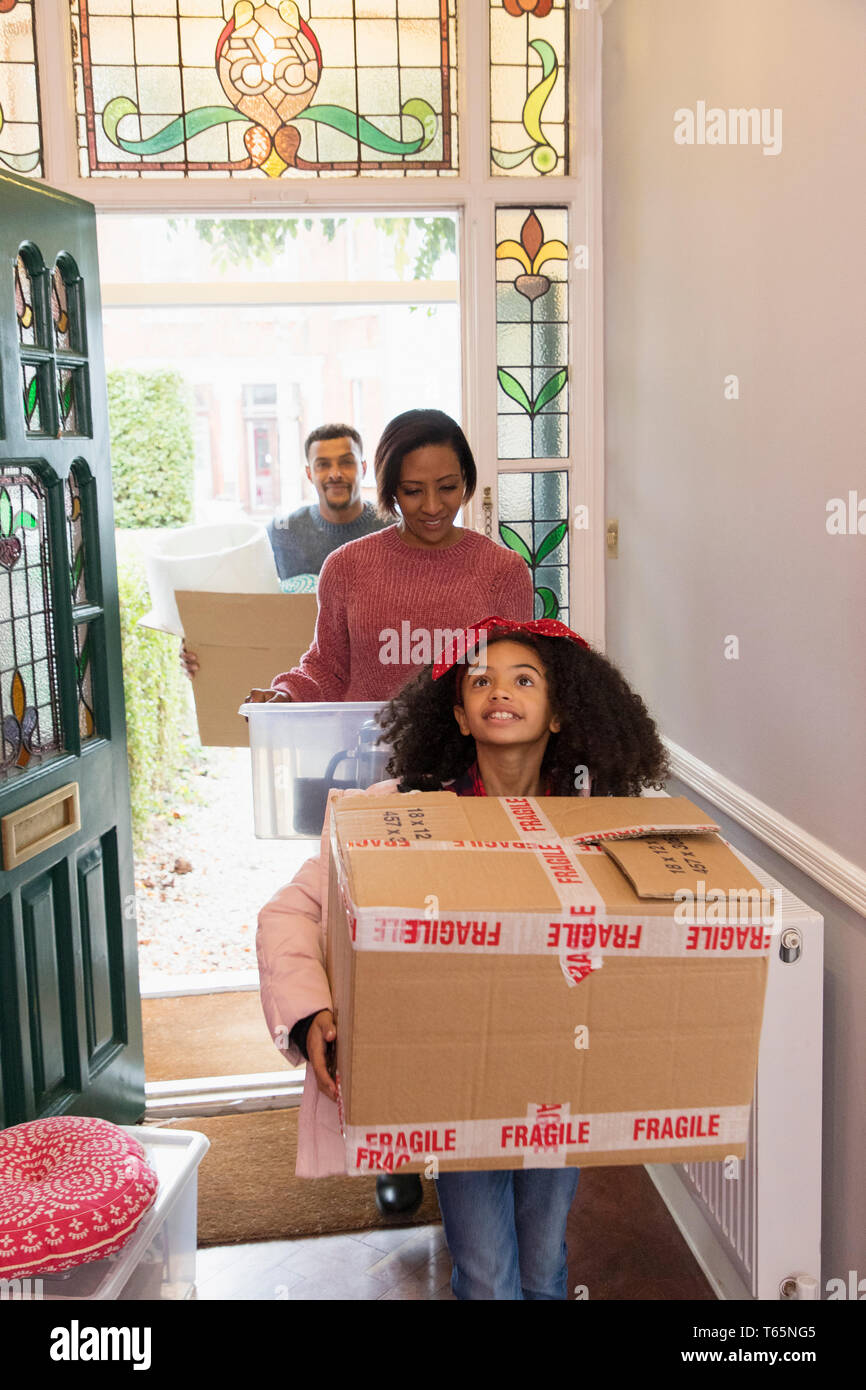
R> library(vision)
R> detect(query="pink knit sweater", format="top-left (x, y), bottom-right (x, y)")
top-left (271, 524), bottom-right (534, 702)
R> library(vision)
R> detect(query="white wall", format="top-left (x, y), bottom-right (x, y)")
top-left (602, 0), bottom-right (866, 1290)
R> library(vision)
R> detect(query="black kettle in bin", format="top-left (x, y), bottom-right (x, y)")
top-left (293, 719), bottom-right (390, 836)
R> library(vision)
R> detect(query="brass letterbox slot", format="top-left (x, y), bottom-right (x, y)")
top-left (1, 783), bottom-right (81, 870)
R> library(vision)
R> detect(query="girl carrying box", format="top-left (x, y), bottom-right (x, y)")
top-left (257, 617), bottom-right (669, 1300)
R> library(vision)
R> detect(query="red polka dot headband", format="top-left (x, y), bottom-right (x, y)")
top-left (431, 616), bottom-right (591, 681)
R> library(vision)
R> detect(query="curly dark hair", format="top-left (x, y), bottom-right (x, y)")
top-left (378, 629), bottom-right (670, 797)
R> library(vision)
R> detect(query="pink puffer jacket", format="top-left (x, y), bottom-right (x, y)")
top-left (256, 778), bottom-right (402, 1178)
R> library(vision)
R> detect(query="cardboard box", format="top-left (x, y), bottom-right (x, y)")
top-left (327, 792), bottom-right (776, 1174)
top-left (175, 591), bottom-right (317, 746)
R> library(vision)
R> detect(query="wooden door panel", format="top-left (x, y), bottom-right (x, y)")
top-left (77, 834), bottom-right (127, 1073)
top-left (0, 895), bottom-right (23, 1131)
top-left (20, 866), bottom-right (79, 1114)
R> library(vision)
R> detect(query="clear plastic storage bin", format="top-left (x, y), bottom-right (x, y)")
top-left (14, 1126), bottom-right (209, 1301)
top-left (240, 700), bottom-right (392, 839)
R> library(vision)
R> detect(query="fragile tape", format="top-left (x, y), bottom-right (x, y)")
top-left (346, 904), bottom-right (774, 959)
top-left (500, 796), bottom-right (559, 836)
top-left (334, 810), bottom-right (773, 971)
top-left (343, 1102), bottom-right (751, 1172)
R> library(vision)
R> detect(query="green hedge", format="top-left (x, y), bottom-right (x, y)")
top-left (118, 546), bottom-right (192, 847)
top-left (108, 369), bottom-right (195, 529)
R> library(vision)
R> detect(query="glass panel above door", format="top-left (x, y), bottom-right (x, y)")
top-left (0, 0), bottom-right (43, 177)
top-left (70, 0), bottom-right (458, 180)
top-left (490, 0), bottom-right (569, 177)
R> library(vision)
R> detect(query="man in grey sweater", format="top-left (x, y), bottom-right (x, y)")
top-left (182, 423), bottom-right (387, 676)
top-left (267, 423), bottom-right (388, 580)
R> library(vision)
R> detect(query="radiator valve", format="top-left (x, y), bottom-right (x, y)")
top-left (779, 1272), bottom-right (819, 1299)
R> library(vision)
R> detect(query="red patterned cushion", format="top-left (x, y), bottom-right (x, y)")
top-left (0, 1116), bottom-right (159, 1280)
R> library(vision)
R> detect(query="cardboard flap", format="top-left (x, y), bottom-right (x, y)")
top-left (602, 833), bottom-right (767, 902)
top-left (332, 791), bottom-right (463, 847)
top-left (544, 797), bottom-right (720, 844)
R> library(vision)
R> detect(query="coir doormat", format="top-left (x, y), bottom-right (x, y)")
top-left (158, 1109), bottom-right (442, 1246)
top-left (142, 991), bottom-right (279, 1083)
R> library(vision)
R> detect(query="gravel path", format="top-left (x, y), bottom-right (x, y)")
top-left (134, 744), bottom-right (314, 979)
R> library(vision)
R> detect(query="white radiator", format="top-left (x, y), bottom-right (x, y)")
top-left (648, 851), bottom-right (824, 1300)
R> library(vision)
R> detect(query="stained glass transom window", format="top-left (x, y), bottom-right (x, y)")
top-left (0, 0), bottom-right (42, 177)
top-left (70, 0), bottom-right (458, 180)
top-left (495, 206), bottom-right (568, 459)
top-left (490, 0), bottom-right (568, 177)
top-left (1, 468), bottom-right (62, 778)
top-left (499, 469), bottom-right (569, 623)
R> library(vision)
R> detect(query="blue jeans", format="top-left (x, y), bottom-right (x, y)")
top-left (434, 1167), bottom-right (580, 1300)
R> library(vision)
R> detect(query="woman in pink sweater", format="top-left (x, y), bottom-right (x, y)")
top-left (246, 409), bottom-right (533, 703)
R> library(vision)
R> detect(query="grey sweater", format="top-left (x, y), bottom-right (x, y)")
top-left (266, 502), bottom-right (389, 579)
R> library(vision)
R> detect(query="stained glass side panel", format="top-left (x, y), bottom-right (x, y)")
top-left (65, 471), bottom-right (88, 607)
top-left (70, 0), bottom-right (458, 180)
top-left (15, 254), bottom-right (35, 346)
top-left (15, 248), bottom-right (50, 349)
top-left (498, 469), bottom-right (569, 624)
top-left (53, 257), bottom-right (91, 436)
top-left (495, 206), bottom-right (569, 460)
top-left (21, 360), bottom-right (48, 434)
top-left (0, 469), bottom-right (62, 779)
top-left (57, 365), bottom-right (91, 437)
top-left (52, 259), bottom-right (88, 356)
top-left (0, 0), bottom-right (43, 178)
top-left (73, 622), bottom-right (95, 740)
top-left (490, 0), bottom-right (568, 178)
top-left (52, 266), bottom-right (72, 352)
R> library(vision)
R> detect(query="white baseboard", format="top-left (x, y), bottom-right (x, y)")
top-left (664, 737), bottom-right (866, 919)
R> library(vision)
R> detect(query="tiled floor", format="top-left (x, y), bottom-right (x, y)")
top-left (196, 1223), bottom-right (455, 1301)
top-left (194, 1164), bottom-right (716, 1300)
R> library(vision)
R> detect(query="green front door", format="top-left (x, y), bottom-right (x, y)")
top-left (0, 172), bottom-right (144, 1127)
